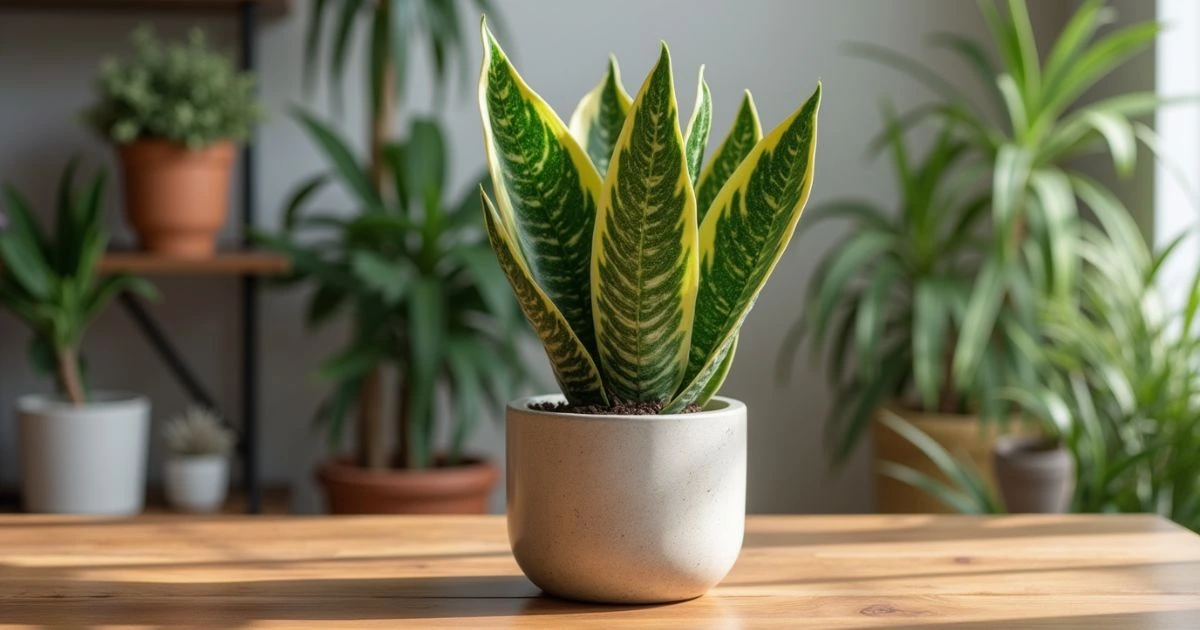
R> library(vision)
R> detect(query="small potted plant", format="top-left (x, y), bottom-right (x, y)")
top-left (478, 22), bottom-right (820, 603)
top-left (84, 27), bottom-right (264, 258)
top-left (0, 162), bottom-right (157, 514)
top-left (162, 407), bottom-right (236, 513)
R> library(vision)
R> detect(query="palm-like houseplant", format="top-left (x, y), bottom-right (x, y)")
top-left (478, 23), bottom-right (821, 603)
top-left (779, 0), bottom-right (1162, 511)
top-left (0, 162), bottom-right (158, 514)
top-left (293, 0), bottom-right (504, 482)
top-left (261, 117), bottom-right (530, 511)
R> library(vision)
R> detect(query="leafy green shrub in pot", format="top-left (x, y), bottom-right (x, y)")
top-left (778, 0), bottom-right (1163, 512)
top-left (84, 27), bottom-right (265, 257)
top-left (258, 117), bottom-right (533, 513)
top-left (0, 163), bottom-right (158, 514)
top-left (478, 22), bottom-right (820, 603)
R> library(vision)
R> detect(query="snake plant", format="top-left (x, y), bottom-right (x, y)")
top-left (478, 22), bottom-right (821, 413)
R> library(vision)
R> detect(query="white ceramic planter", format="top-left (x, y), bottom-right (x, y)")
top-left (507, 395), bottom-right (746, 604)
top-left (165, 455), bottom-right (230, 514)
top-left (17, 392), bottom-right (150, 515)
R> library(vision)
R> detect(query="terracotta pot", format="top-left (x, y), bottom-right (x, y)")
top-left (872, 405), bottom-right (1025, 514)
top-left (317, 456), bottom-right (499, 514)
top-left (993, 436), bottom-right (1074, 514)
top-left (119, 139), bottom-right (235, 258)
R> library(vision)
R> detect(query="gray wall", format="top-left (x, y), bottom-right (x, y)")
top-left (0, 1), bottom-right (1130, 513)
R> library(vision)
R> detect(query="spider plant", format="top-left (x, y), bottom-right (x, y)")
top-left (784, 0), bottom-right (1164, 463)
top-left (1009, 225), bottom-right (1200, 531)
top-left (849, 0), bottom-right (1162, 394)
top-left (777, 112), bottom-right (1023, 463)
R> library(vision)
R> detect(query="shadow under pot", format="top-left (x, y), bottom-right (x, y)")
top-left (119, 139), bottom-right (235, 258)
top-left (992, 435), bottom-right (1074, 514)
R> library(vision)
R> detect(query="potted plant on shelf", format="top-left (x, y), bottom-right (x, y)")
top-left (163, 406), bottom-right (236, 513)
top-left (0, 162), bottom-right (157, 514)
top-left (478, 22), bottom-right (820, 603)
top-left (778, 0), bottom-right (1162, 512)
top-left (259, 117), bottom-right (532, 514)
top-left (84, 27), bottom-right (264, 258)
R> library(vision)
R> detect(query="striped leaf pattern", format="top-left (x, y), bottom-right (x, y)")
top-left (697, 334), bottom-right (737, 405)
top-left (477, 27), bottom-right (822, 413)
top-left (683, 66), bottom-right (712, 187)
top-left (568, 56), bottom-right (632, 177)
top-left (478, 23), bottom-right (602, 359)
top-left (676, 84), bottom-right (822, 406)
top-left (480, 190), bottom-right (608, 406)
top-left (592, 44), bottom-right (700, 402)
top-left (695, 92), bottom-right (763, 222)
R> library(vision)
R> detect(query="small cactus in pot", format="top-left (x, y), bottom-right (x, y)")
top-left (162, 407), bottom-right (235, 513)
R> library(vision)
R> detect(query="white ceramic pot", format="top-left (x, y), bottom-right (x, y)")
top-left (506, 395), bottom-right (746, 604)
top-left (17, 392), bottom-right (150, 515)
top-left (165, 455), bottom-right (229, 514)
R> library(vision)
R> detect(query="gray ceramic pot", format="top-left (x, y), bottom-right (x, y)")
top-left (18, 392), bottom-right (150, 515)
top-left (993, 435), bottom-right (1074, 514)
top-left (506, 395), bottom-right (746, 604)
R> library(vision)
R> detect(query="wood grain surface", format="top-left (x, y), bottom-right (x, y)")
top-left (0, 514), bottom-right (1196, 628)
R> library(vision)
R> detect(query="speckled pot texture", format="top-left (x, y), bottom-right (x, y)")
top-left (506, 395), bottom-right (747, 604)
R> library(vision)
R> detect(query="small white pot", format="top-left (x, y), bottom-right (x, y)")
top-left (506, 395), bottom-right (746, 604)
top-left (164, 455), bottom-right (229, 514)
top-left (18, 392), bottom-right (150, 515)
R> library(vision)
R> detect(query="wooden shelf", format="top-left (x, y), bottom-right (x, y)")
top-left (0, 0), bottom-right (290, 14)
top-left (99, 250), bottom-right (290, 276)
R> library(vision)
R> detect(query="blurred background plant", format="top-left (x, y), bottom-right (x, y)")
top-left (780, 112), bottom-right (999, 465)
top-left (274, 0), bottom-right (511, 476)
top-left (259, 117), bottom-right (530, 469)
top-left (1007, 224), bottom-right (1200, 531)
top-left (84, 27), bottom-right (264, 148)
top-left (0, 162), bottom-right (156, 405)
top-left (779, 0), bottom-right (1166, 514)
top-left (847, 0), bottom-right (1162, 399)
top-left (163, 406), bottom-right (236, 457)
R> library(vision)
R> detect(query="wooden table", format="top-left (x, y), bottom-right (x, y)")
top-left (0, 515), bottom-right (1196, 628)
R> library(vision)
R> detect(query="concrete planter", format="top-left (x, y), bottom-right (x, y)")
top-left (165, 455), bottom-right (229, 513)
top-left (993, 436), bottom-right (1074, 514)
top-left (506, 395), bottom-right (746, 604)
top-left (17, 392), bottom-right (150, 515)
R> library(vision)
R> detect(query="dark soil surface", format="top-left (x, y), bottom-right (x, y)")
top-left (529, 400), bottom-right (704, 415)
